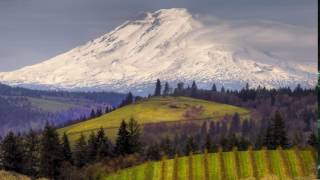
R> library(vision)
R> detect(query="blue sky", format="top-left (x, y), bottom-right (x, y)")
top-left (0, 0), bottom-right (317, 71)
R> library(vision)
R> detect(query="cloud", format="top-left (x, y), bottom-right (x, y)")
top-left (194, 15), bottom-right (317, 65)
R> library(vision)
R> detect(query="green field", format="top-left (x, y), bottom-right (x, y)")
top-left (103, 149), bottom-right (317, 180)
top-left (27, 97), bottom-right (82, 113)
top-left (58, 97), bottom-right (249, 142)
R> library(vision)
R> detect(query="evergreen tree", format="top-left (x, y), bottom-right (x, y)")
top-left (23, 129), bottom-right (40, 177)
top-left (127, 118), bottom-right (141, 154)
top-left (1, 131), bottom-right (24, 173)
top-left (39, 123), bottom-right (63, 179)
top-left (263, 121), bottom-right (274, 149)
top-left (211, 83), bottom-right (217, 92)
top-left (160, 136), bottom-right (174, 158)
top-left (272, 111), bottom-right (288, 148)
top-left (191, 81), bottom-right (198, 98)
top-left (62, 133), bottom-right (72, 164)
top-left (163, 82), bottom-right (170, 96)
top-left (96, 108), bottom-right (103, 117)
top-left (120, 92), bottom-right (134, 107)
top-left (238, 137), bottom-right (250, 151)
top-left (184, 136), bottom-right (197, 155)
top-left (154, 79), bottom-right (162, 96)
top-left (73, 134), bottom-right (88, 168)
top-left (230, 113), bottom-right (241, 133)
top-left (146, 142), bottom-right (161, 161)
top-left (307, 133), bottom-right (318, 148)
top-left (96, 127), bottom-right (111, 158)
top-left (204, 134), bottom-right (213, 152)
top-left (241, 119), bottom-right (250, 137)
top-left (173, 82), bottom-right (184, 96)
top-left (221, 86), bottom-right (225, 93)
top-left (90, 109), bottom-right (96, 119)
top-left (115, 120), bottom-right (130, 155)
top-left (87, 131), bottom-right (97, 162)
top-left (263, 111), bottom-right (288, 149)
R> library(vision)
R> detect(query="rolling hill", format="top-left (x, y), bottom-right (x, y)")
top-left (0, 83), bottom-right (124, 136)
top-left (103, 148), bottom-right (316, 180)
top-left (59, 96), bottom-right (249, 142)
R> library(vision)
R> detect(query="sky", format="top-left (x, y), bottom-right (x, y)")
top-left (0, 0), bottom-right (317, 72)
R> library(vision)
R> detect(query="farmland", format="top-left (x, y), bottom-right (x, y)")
top-left (103, 148), bottom-right (316, 180)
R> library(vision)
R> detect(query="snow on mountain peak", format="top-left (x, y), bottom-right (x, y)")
top-left (0, 8), bottom-right (316, 94)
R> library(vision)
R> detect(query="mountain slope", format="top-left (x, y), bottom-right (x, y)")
top-left (0, 8), bottom-right (316, 94)
top-left (58, 96), bottom-right (249, 142)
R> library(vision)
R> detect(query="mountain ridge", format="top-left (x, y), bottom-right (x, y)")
top-left (0, 8), bottom-right (316, 95)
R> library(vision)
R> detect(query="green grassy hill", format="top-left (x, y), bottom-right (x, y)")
top-left (104, 148), bottom-right (316, 180)
top-left (59, 97), bottom-right (249, 142)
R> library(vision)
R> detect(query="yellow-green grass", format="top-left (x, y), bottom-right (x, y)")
top-left (58, 96), bottom-right (249, 142)
top-left (254, 150), bottom-right (268, 178)
top-left (238, 151), bottom-right (253, 178)
top-left (0, 170), bottom-right (48, 180)
top-left (103, 149), bottom-right (316, 180)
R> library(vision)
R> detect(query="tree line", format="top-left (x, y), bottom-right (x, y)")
top-left (0, 118), bottom-right (142, 180)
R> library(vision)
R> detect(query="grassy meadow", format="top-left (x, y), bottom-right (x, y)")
top-left (58, 96), bottom-right (249, 142)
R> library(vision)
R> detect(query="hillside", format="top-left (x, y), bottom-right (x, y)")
top-left (0, 8), bottom-right (316, 94)
top-left (0, 83), bottom-right (124, 136)
top-left (59, 96), bottom-right (249, 141)
top-left (0, 171), bottom-right (48, 180)
top-left (104, 149), bottom-right (316, 180)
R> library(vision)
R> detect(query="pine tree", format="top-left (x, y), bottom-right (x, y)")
top-left (39, 123), bottom-right (63, 179)
top-left (96, 127), bottom-right (111, 158)
top-left (160, 136), bottom-right (174, 158)
top-left (221, 86), bottom-right (225, 93)
top-left (62, 133), bottom-right (72, 164)
top-left (307, 132), bottom-right (318, 148)
top-left (146, 142), bottom-right (161, 161)
top-left (272, 111), bottom-right (288, 148)
top-left (163, 82), bottom-right (170, 96)
top-left (23, 129), bottom-right (40, 177)
top-left (87, 131), bottom-right (97, 162)
top-left (96, 108), bottom-right (103, 117)
top-left (263, 111), bottom-right (288, 149)
top-left (263, 122), bottom-right (274, 149)
top-left (173, 82), bottom-right (184, 96)
top-left (120, 92), bottom-right (134, 107)
top-left (230, 113), bottom-right (241, 133)
top-left (154, 79), bottom-right (162, 96)
top-left (191, 81), bottom-right (198, 98)
top-left (211, 83), bottom-right (217, 92)
top-left (115, 120), bottom-right (130, 155)
top-left (73, 134), bottom-right (88, 168)
top-left (185, 136), bottom-right (197, 155)
top-left (127, 118), bottom-right (141, 154)
top-left (90, 109), bottom-right (96, 119)
top-left (1, 131), bottom-right (24, 173)
top-left (204, 134), bottom-right (213, 152)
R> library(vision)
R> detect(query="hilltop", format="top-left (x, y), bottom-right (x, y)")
top-left (58, 96), bottom-right (249, 142)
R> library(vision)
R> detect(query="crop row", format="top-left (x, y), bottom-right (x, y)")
top-left (104, 148), bottom-right (316, 180)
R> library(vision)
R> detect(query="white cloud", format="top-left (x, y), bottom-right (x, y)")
top-left (194, 15), bottom-right (317, 65)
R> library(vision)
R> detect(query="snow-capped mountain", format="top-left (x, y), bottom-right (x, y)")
top-left (0, 8), bottom-right (316, 94)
